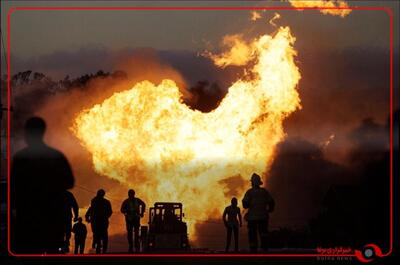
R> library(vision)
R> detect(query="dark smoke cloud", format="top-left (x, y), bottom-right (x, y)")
top-left (10, 47), bottom-right (115, 80)
top-left (266, 137), bottom-right (349, 228)
top-left (284, 47), bottom-right (397, 164)
top-left (11, 46), bottom-right (242, 89)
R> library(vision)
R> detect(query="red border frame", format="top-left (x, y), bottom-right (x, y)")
top-left (5, 5), bottom-right (394, 260)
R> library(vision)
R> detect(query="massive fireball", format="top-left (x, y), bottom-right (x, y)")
top-left (72, 26), bottom-right (301, 238)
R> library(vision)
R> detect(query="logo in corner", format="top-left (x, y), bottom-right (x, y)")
top-left (355, 244), bottom-right (383, 263)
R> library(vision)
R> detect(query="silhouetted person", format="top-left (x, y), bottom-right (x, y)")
top-left (223, 197), bottom-right (242, 252)
top-left (120, 189), bottom-right (145, 253)
top-left (62, 190), bottom-right (79, 252)
top-left (85, 189), bottom-right (112, 254)
top-left (242, 173), bottom-right (275, 253)
top-left (72, 217), bottom-right (87, 254)
top-left (11, 117), bottom-right (74, 253)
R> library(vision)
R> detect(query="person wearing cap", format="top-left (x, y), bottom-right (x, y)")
top-left (242, 173), bottom-right (275, 253)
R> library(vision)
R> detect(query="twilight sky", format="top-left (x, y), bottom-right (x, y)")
top-left (1, 0), bottom-right (398, 77)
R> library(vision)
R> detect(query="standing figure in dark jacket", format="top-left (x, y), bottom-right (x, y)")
top-left (242, 173), bottom-right (275, 253)
top-left (120, 189), bottom-right (145, 252)
top-left (72, 217), bottom-right (87, 254)
top-left (62, 190), bottom-right (79, 252)
top-left (85, 189), bottom-right (112, 254)
top-left (11, 117), bottom-right (75, 253)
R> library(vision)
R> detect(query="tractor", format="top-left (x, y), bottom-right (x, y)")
top-left (141, 202), bottom-right (190, 252)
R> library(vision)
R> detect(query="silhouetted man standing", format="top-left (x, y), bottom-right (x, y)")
top-left (11, 117), bottom-right (74, 253)
top-left (223, 197), bottom-right (242, 252)
top-left (242, 173), bottom-right (275, 253)
top-left (120, 189), bottom-right (145, 253)
top-left (85, 189), bottom-right (112, 254)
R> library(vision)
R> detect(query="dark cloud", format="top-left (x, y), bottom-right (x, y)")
top-left (11, 47), bottom-right (115, 80)
top-left (11, 46), bottom-right (242, 88)
top-left (284, 47), bottom-right (397, 163)
top-left (266, 137), bottom-right (349, 228)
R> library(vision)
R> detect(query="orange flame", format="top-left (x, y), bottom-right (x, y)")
top-left (202, 34), bottom-right (253, 68)
top-left (250, 11), bottom-right (262, 21)
top-left (288, 0), bottom-right (351, 17)
top-left (71, 27), bottom-right (301, 240)
top-left (269, 12), bottom-right (281, 27)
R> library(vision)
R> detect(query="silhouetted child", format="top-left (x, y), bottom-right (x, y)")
top-left (222, 197), bottom-right (242, 252)
top-left (72, 217), bottom-right (87, 254)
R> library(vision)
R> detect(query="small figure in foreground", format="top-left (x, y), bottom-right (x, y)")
top-left (72, 217), bottom-right (87, 254)
top-left (242, 173), bottom-right (275, 253)
top-left (223, 197), bottom-right (242, 252)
